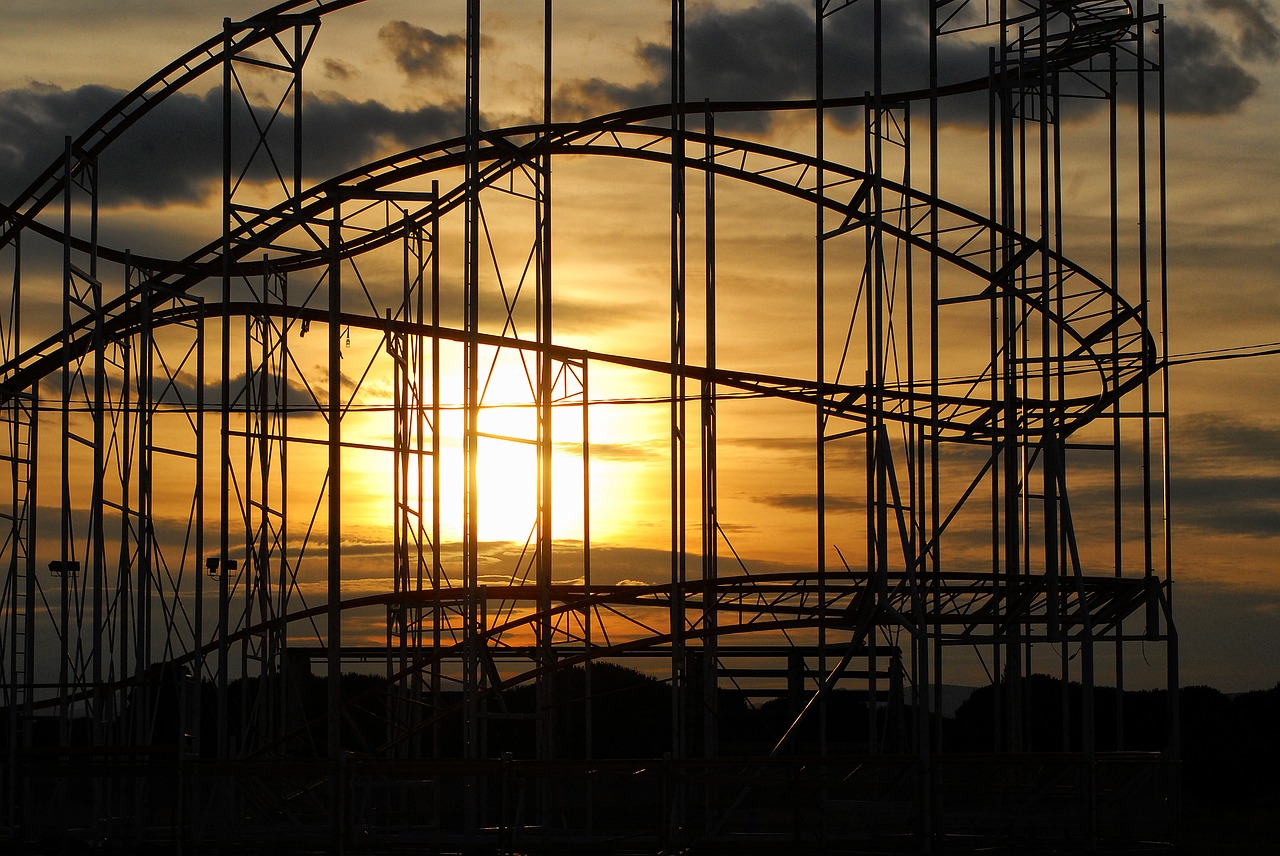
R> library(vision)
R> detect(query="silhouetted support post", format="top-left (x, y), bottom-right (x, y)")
top-left (327, 194), bottom-right (344, 850)
top-left (669, 0), bottom-right (689, 793)
top-left (580, 357), bottom-right (595, 833)
top-left (813, 0), bottom-right (828, 762)
top-left (890, 79), bottom-right (934, 840)
top-left (221, 12), bottom-right (317, 767)
top-left (536, 0), bottom-right (556, 825)
top-left (1, 223), bottom-right (38, 836)
top-left (927, 0), bottom-right (944, 780)
top-left (1, 383), bottom-right (36, 833)
top-left (867, 0), bottom-right (888, 763)
top-left (56, 137), bottom-right (73, 752)
top-left (989, 27), bottom-right (1026, 753)
top-left (430, 179), bottom-right (442, 774)
top-left (700, 103), bottom-right (719, 764)
top-left (218, 17), bottom-right (234, 763)
top-left (1156, 6), bottom-right (1180, 775)
top-left (462, 0), bottom-right (482, 834)
top-left (57, 131), bottom-right (105, 766)
top-left (392, 207), bottom-right (433, 761)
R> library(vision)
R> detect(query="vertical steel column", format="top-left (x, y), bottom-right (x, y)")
top-left (243, 280), bottom-right (257, 743)
top-left (115, 262), bottom-right (134, 753)
top-left (1156, 5), bottom-right (1179, 766)
top-left (1038, 0), bottom-right (1061, 661)
top-left (866, 0), bottom-right (888, 756)
top-left (124, 271), bottom-right (139, 744)
top-left (992, 8), bottom-right (1025, 751)
top-left (16, 379), bottom-right (34, 818)
top-left (194, 296), bottom-right (205, 759)
top-left (927, 0), bottom-right (943, 765)
top-left (135, 268), bottom-right (154, 750)
top-left (986, 40), bottom-right (1005, 752)
top-left (391, 234), bottom-right (406, 738)
top-left (218, 18), bottom-right (234, 760)
top-left (1107, 47), bottom-right (1126, 749)
top-left (581, 357), bottom-right (592, 764)
top-left (669, 0), bottom-right (689, 776)
top-left (813, 0), bottom-right (828, 760)
top-left (430, 180), bottom-right (443, 764)
top-left (244, 260), bottom-right (286, 748)
top-left (462, 2), bottom-right (483, 831)
top-left (700, 104), bottom-right (718, 759)
top-left (2, 229), bottom-right (37, 831)
top-left (276, 269), bottom-right (289, 745)
top-left (1136, 2), bottom-right (1156, 643)
top-left (325, 195), bottom-right (344, 852)
top-left (392, 205), bottom-right (432, 759)
top-left (536, 0), bottom-right (556, 775)
top-left (220, 14), bottom-right (315, 760)
top-left (56, 136), bottom-right (79, 747)
top-left (899, 91), bottom-right (933, 837)
top-left (414, 208), bottom-right (429, 761)
top-left (86, 148), bottom-right (105, 745)
top-left (391, 216), bottom-right (414, 754)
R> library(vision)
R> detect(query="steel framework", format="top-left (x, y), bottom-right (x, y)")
top-left (0, 0), bottom-right (1173, 852)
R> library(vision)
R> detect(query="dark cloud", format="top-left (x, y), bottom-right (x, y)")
top-left (1088, 0), bottom-right (1276, 116)
top-left (1163, 18), bottom-right (1261, 114)
top-left (0, 82), bottom-right (464, 208)
top-left (378, 20), bottom-right (466, 80)
top-left (555, 0), bottom-right (1274, 127)
top-left (302, 93), bottom-right (464, 177)
top-left (1173, 473), bottom-right (1280, 537)
top-left (555, 0), bottom-right (990, 128)
top-left (546, 542), bottom-right (819, 586)
top-left (1178, 411), bottom-right (1280, 466)
top-left (0, 82), bottom-right (123, 197)
top-left (1167, 412), bottom-right (1280, 538)
top-left (754, 492), bottom-right (861, 512)
top-left (1059, 413), bottom-right (1280, 540)
top-left (653, 1), bottom-right (813, 102)
top-left (322, 58), bottom-right (358, 81)
top-left (38, 366), bottom-right (326, 415)
top-left (565, 442), bottom-right (662, 462)
top-left (571, 1), bottom-right (959, 127)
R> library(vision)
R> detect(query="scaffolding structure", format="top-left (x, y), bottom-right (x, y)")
top-left (0, 0), bottom-right (1174, 852)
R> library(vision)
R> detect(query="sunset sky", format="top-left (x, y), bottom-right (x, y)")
top-left (2, 0), bottom-right (1278, 693)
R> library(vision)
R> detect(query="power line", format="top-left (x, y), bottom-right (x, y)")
top-left (1165, 341), bottom-right (1280, 367)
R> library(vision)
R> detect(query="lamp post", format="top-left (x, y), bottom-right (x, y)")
top-left (206, 556), bottom-right (236, 758)
top-left (49, 560), bottom-right (79, 745)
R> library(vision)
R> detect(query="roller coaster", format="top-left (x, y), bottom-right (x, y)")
top-left (0, 0), bottom-right (1174, 851)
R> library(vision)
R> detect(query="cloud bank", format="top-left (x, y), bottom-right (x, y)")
top-left (378, 20), bottom-right (467, 80)
top-left (3, 3), bottom-right (1274, 209)
top-left (556, 0), bottom-right (1276, 126)
top-left (0, 82), bottom-right (464, 207)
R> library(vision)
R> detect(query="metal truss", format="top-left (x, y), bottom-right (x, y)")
top-left (0, 0), bottom-right (1173, 851)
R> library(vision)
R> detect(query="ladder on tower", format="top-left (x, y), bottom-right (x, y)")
top-left (2, 390), bottom-right (36, 740)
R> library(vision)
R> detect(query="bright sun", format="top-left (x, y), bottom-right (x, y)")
top-left (339, 342), bottom-right (658, 555)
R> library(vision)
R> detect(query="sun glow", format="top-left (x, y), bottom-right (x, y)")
top-left (339, 343), bottom-right (663, 559)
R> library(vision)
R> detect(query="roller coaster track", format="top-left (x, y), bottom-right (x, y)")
top-left (22, 564), bottom-right (1156, 718)
top-left (0, 2), bottom-right (1177, 848)
top-left (0, 0), bottom-right (1162, 682)
top-left (1, 0), bottom-right (1137, 258)
top-left (0, 1), bottom-right (1151, 436)
top-left (1, 131), bottom-right (1150, 441)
